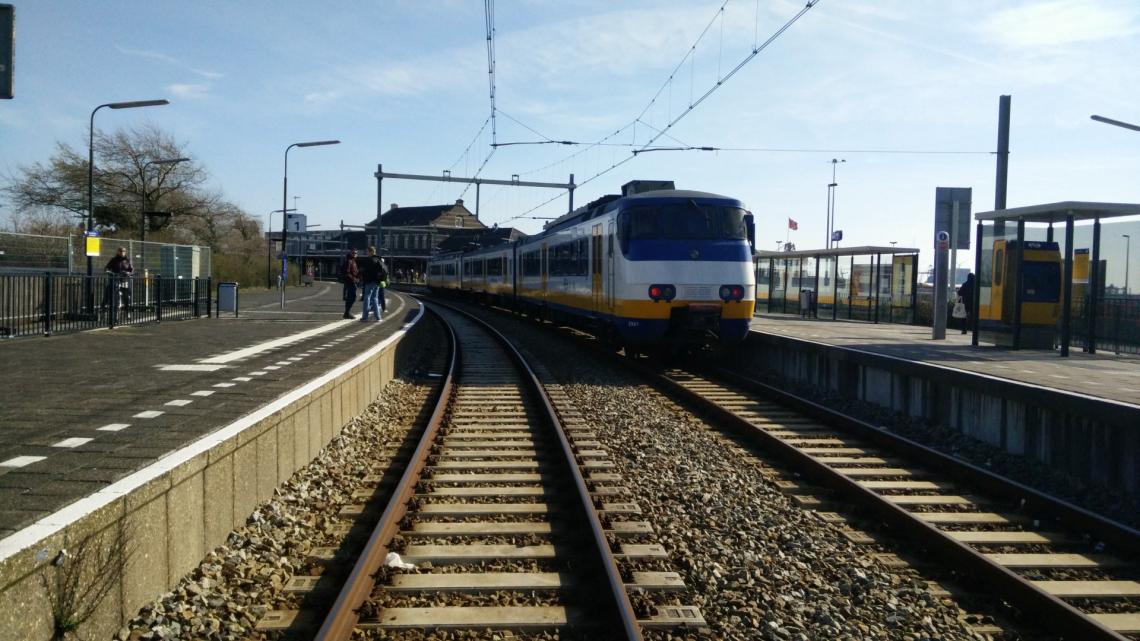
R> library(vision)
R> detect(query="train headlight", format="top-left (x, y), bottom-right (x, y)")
top-left (648, 284), bottom-right (676, 302)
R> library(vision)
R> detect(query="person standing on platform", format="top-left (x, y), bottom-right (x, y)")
top-left (957, 272), bottom-right (975, 334)
top-left (358, 246), bottom-right (386, 321)
top-left (377, 257), bottom-right (389, 314)
top-left (339, 248), bottom-right (360, 319)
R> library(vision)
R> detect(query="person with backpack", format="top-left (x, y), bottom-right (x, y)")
top-left (358, 246), bottom-right (387, 321)
top-left (339, 248), bottom-right (360, 319)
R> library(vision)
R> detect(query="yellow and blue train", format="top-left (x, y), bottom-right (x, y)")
top-left (427, 180), bottom-right (756, 353)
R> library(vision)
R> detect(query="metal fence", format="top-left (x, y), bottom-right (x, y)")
top-left (0, 272), bottom-right (212, 339)
top-left (1072, 296), bottom-right (1140, 356)
top-left (0, 231), bottom-right (212, 277)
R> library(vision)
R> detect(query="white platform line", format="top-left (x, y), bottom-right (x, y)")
top-left (213, 382), bottom-right (235, 388)
top-left (0, 300), bottom-right (425, 562)
top-left (134, 410), bottom-right (164, 419)
top-left (97, 423), bottom-right (131, 432)
top-left (0, 456), bottom-right (46, 468)
top-left (165, 399), bottom-right (193, 407)
top-left (198, 319), bottom-right (352, 364)
top-left (190, 391), bottom-right (215, 397)
top-left (53, 438), bottom-right (93, 448)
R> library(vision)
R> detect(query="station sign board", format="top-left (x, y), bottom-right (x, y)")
top-left (934, 187), bottom-right (971, 250)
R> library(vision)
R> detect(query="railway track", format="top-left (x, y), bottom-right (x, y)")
top-left (646, 362), bottom-right (1140, 640)
top-left (296, 304), bottom-right (702, 640)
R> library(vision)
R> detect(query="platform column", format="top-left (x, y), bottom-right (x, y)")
top-left (1088, 218), bottom-right (1101, 353)
top-left (1061, 214), bottom-right (1074, 357)
top-left (1012, 219), bottom-right (1025, 349)
top-left (971, 223), bottom-right (982, 346)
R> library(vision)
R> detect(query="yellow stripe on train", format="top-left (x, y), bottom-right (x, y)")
top-left (515, 288), bottom-right (754, 320)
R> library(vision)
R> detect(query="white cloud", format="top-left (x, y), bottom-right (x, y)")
top-left (115, 45), bottom-right (224, 79)
top-left (978, 0), bottom-right (1140, 48)
top-left (168, 83), bottom-right (210, 99)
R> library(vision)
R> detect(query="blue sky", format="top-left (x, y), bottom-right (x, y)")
top-left (2, 0), bottom-right (1138, 274)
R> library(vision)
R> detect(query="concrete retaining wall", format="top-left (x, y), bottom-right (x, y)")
top-left (740, 331), bottom-right (1140, 494)
top-left (0, 311), bottom-right (422, 641)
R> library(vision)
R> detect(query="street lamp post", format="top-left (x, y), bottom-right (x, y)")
top-left (1125, 234), bottom-right (1131, 297)
top-left (140, 156), bottom-right (189, 271)
top-left (87, 99), bottom-right (169, 279)
top-left (826, 158), bottom-right (845, 249)
top-left (1091, 115), bottom-right (1140, 132)
top-left (281, 140), bottom-right (339, 308)
top-left (266, 208), bottom-right (297, 289)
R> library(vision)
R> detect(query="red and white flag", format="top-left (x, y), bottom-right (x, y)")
top-left (788, 218), bottom-right (799, 231)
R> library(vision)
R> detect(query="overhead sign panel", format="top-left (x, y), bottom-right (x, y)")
top-left (0, 4), bottom-right (12, 99)
top-left (935, 187), bottom-right (971, 250)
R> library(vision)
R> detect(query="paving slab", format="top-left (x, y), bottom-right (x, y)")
top-left (0, 283), bottom-right (417, 533)
top-left (751, 315), bottom-right (1140, 406)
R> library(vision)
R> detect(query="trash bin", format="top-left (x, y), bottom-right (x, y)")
top-left (799, 289), bottom-right (815, 318)
top-left (217, 282), bottom-right (239, 317)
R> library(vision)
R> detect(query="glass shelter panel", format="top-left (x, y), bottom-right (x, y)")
top-left (798, 257), bottom-right (817, 316)
top-left (756, 259), bottom-right (771, 308)
top-left (817, 256), bottom-right (838, 318)
top-left (849, 255), bottom-right (875, 320)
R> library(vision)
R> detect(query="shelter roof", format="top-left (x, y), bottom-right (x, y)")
top-left (974, 201), bottom-right (1140, 224)
top-left (755, 245), bottom-right (919, 259)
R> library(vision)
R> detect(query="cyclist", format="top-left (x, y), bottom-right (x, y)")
top-left (104, 247), bottom-right (134, 316)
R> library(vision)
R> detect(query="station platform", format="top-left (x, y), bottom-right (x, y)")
top-left (750, 314), bottom-right (1140, 407)
top-left (745, 314), bottom-right (1140, 494)
top-left (0, 283), bottom-right (417, 538)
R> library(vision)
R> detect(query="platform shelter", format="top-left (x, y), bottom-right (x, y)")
top-left (973, 202), bottom-right (1140, 356)
top-left (755, 246), bottom-right (920, 324)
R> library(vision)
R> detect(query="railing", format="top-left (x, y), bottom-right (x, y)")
top-left (1072, 296), bottom-right (1140, 356)
top-left (0, 273), bottom-right (212, 339)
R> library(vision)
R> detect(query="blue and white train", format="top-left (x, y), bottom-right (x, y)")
top-left (427, 180), bottom-right (756, 353)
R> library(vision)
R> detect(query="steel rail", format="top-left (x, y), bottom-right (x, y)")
top-left (646, 363), bottom-right (1134, 641)
top-left (707, 364), bottom-right (1140, 558)
top-left (432, 299), bottom-right (643, 641)
top-left (313, 308), bottom-right (458, 641)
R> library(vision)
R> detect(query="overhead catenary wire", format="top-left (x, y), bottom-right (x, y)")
top-left (456, 0), bottom-right (499, 201)
top-left (502, 0), bottom-right (822, 224)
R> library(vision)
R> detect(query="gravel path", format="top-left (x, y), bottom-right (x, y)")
top-left (473, 308), bottom-right (1005, 641)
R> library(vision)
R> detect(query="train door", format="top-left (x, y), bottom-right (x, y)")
top-left (591, 225), bottom-right (602, 313)
top-left (541, 243), bottom-right (548, 302)
top-left (607, 221), bottom-right (616, 311)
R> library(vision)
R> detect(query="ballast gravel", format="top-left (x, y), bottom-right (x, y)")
top-left (483, 311), bottom-right (1000, 641)
top-left (114, 378), bottom-right (430, 641)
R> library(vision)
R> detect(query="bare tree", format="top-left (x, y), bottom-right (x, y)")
top-left (2, 124), bottom-right (250, 245)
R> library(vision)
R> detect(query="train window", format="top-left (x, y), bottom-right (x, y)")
top-left (487, 257), bottom-right (502, 276)
top-left (1021, 262), bottom-right (1060, 302)
top-left (446, 263), bottom-right (456, 276)
top-left (620, 204), bottom-right (749, 242)
top-left (994, 249), bottom-right (1004, 286)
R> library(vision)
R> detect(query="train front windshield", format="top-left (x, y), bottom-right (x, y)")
top-left (620, 203), bottom-right (749, 242)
